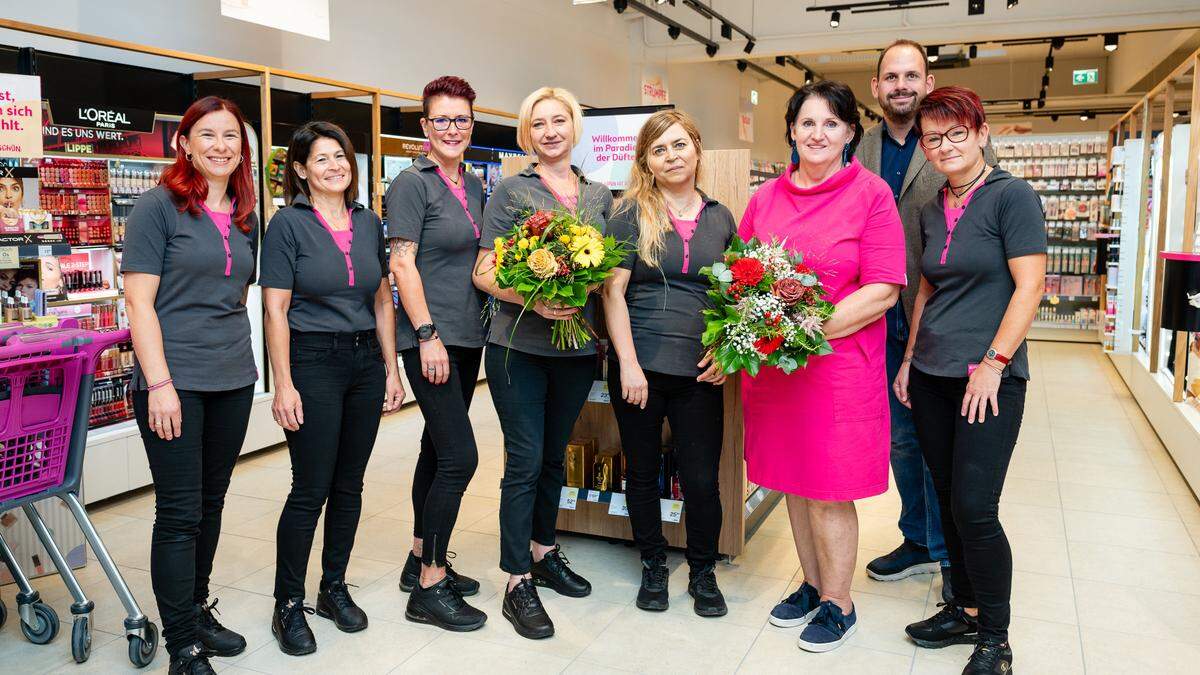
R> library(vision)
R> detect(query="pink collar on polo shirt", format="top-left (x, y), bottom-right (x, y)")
top-left (669, 202), bottom-right (707, 274)
top-left (200, 201), bottom-right (234, 277)
top-left (313, 207), bottom-right (356, 286)
top-left (939, 179), bottom-right (986, 265)
top-left (435, 165), bottom-right (480, 238)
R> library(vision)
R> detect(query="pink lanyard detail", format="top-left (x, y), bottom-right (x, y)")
top-left (939, 182), bottom-right (985, 265)
top-left (539, 175), bottom-right (578, 212)
top-left (200, 202), bottom-right (234, 277)
top-left (436, 166), bottom-right (480, 239)
top-left (313, 207), bottom-right (356, 286)
top-left (670, 203), bottom-right (706, 274)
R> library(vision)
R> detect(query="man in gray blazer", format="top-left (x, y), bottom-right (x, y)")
top-left (856, 39), bottom-right (956, 600)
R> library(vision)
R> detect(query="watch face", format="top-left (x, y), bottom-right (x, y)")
top-left (986, 348), bottom-right (998, 359)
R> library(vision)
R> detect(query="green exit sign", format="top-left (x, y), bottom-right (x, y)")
top-left (1073, 69), bottom-right (1099, 85)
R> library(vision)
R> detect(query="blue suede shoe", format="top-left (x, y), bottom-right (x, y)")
top-left (797, 600), bottom-right (857, 653)
top-left (768, 581), bottom-right (821, 628)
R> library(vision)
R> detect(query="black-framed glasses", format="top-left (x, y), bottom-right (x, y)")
top-left (920, 124), bottom-right (971, 149)
top-left (427, 116), bottom-right (474, 131)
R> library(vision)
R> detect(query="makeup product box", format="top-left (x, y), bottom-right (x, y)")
top-left (565, 438), bottom-right (596, 489)
top-left (593, 447), bottom-right (623, 492)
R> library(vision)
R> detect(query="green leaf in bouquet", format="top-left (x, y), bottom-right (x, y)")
top-left (702, 321), bottom-right (724, 346)
top-left (776, 354), bottom-right (798, 374)
top-left (816, 341), bottom-right (834, 356)
top-left (800, 274), bottom-right (818, 287)
top-left (745, 356), bottom-right (760, 377)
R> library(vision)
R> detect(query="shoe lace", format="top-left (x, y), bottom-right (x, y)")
top-left (325, 581), bottom-right (359, 609)
top-left (444, 551), bottom-right (461, 578)
top-left (177, 643), bottom-right (216, 674)
top-left (929, 602), bottom-right (965, 624)
top-left (642, 559), bottom-right (669, 588)
top-left (197, 598), bottom-right (225, 631)
top-left (809, 602), bottom-right (847, 634)
top-left (544, 545), bottom-right (571, 568)
top-left (280, 598), bottom-right (315, 631)
top-left (969, 641), bottom-right (1007, 667)
top-left (511, 581), bottom-right (543, 612)
top-left (690, 565), bottom-right (719, 593)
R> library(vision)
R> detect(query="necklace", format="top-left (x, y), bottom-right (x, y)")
top-left (666, 192), bottom-right (701, 220)
top-left (949, 163), bottom-right (988, 201)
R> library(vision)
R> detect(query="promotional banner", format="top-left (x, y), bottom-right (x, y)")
top-left (42, 102), bottom-right (181, 158)
top-left (0, 74), bottom-right (43, 158)
top-left (572, 107), bottom-right (667, 191)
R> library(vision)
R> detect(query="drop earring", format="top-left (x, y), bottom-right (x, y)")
top-left (842, 144), bottom-right (851, 165)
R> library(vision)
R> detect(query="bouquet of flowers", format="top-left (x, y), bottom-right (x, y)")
top-left (493, 208), bottom-right (631, 350)
top-left (699, 236), bottom-right (836, 375)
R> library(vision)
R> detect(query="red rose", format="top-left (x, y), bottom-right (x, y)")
top-left (730, 257), bottom-right (765, 286)
top-left (754, 335), bottom-right (784, 356)
top-left (772, 278), bottom-right (805, 305)
top-left (524, 210), bottom-right (554, 237)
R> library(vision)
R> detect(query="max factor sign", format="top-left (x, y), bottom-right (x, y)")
top-left (47, 101), bottom-right (156, 133)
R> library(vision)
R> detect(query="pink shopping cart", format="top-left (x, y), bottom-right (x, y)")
top-left (0, 324), bottom-right (158, 666)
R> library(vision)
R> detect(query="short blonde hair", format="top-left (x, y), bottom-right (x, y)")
top-left (516, 87), bottom-right (584, 155)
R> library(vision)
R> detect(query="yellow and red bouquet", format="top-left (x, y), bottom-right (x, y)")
top-left (493, 209), bottom-right (631, 349)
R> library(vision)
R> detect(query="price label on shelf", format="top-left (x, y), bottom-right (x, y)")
top-left (37, 245), bottom-right (53, 258)
top-left (587, 380), bottom-right (610, 404)
top-left (559, 486), bottom-right (579, 511)
top-left (607, 492), bottom-right (629, 517)
top-left (585, 490), bottom-right (601, 503)
top-left (660, 499), bottom-right (684, 523)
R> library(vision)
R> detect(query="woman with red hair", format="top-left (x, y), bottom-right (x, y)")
top-left (893, 86), bottom-right (1045, 675)
top-left (121, 95), bottom-right (260, 675)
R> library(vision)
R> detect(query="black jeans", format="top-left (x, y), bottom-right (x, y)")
top-left (273, 331), bottom-right (385, 602)
top-left (133, 384), bottom-right (254, 658)
top-left (402, 345), bottom-right (483, 566)
top-left (908, 367), bottom-right (1027, 643)
top-left (608, 365), bottom-right (723, 565)
top-left (486, 346), bottom-right (593, 575)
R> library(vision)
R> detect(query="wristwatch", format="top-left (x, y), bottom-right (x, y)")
top-left (415, 323), bottom-right (438, 342)
top-left (985, 348), bottom-right (1010, 365)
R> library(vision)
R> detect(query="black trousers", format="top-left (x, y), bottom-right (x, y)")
top-left (486, 346), bottom-right (593, 575)
top-left (273, 331), bottom-right (385, 602)
top-left (608, 365), bottom-right (723, 565)
top-left (133, 384), bottom-right (254, 658)
top-left (908, 367), bottom-right (1027, 643)
top-left (402, 345), bottom-right (483, 566)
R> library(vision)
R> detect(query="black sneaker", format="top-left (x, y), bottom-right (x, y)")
top-left (398, 551), bottom-right (481, 597)
top-left (168, 643), bottom-right (216, 675)
top-left (271, 598), bottom-right (316, 656)
top-left (502, 579), bottom-right (554, 640)
top-left (687, 563), bottom-right (727, 617)
top-left (530, 545), bottom-right (591, 598)
top-left (316, 580), bottom-right (368, 633)
top-left (963, 639), bottom-right (1013, 674)
top-left (905, 603), bottom-right (979, 648)
top-left (866, 540), bottom-right (940, 581)
top-left (636, 555), bottom-right (670, 611)
top-left (405, 576), bottom-right (487, 632)
top-left (196, 598), bottom-right (246, 657)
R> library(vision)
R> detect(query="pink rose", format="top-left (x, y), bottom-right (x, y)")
top-left (772, 277), bottom-right (805, 305)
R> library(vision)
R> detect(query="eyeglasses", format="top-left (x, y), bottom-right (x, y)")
top-left (920, 124), bottom-right (971, 149)
top-left (427, 116), bottom-right (474, 131)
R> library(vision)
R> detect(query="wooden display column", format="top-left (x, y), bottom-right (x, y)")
top-left (500, 150), bottom-right (757, 557)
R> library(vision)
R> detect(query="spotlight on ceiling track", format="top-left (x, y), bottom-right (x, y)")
top-left (1023, 100), bottom-right (1031, 110)
top-left (805, 69), bottom-right (813, 84)
top-left (613, 0), bottom-right (627, 13)
top-left (745, 40), bottom-right (756, 54)
top-left (1174, 111), bottom-right (1181, 118)
top-left (1007, 0), bottom-right (1018, 8)
top-left (1050, 114), bottom-right (1059, 122)
top-left (1037, 99), bottom-right (1045, 109)
top-left (927, 45), bottom-right (940, 63)
top-left (1104, 34), bottom-right (1119, 52)
top-left (830, 10), bottom-right (840, 28)
top-left (1051, 37), bottom-right (1065, 50)
top-left (1045, 55), bottom-right (1054, 72)
top-left (737, 60), bottom-right (748, 72)
top-left (706, 43), bottom-right (718, 57)
top-left (1042, 74), bottom-right (1050, 88)
top-left (969, 44), bottom-right (978, 59)
top-left (968, 0), bottom-right (985, 15)
top-left (776, 56), bottom-right (787, 66)
top-left (720, 23), bottom-right (732, 40)
top-left (667, 25), bottom-right (681, 40)
top-left (1080, 111), bottom-right (1092, 121)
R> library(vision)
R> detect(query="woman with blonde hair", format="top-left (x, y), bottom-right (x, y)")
top-left (602, 109), bottom-right (736, 616)
top-left (474, 86), bottom-right (612, 640)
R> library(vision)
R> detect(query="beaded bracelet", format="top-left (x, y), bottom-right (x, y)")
top-left (147, 378), bottom-right (174, 392)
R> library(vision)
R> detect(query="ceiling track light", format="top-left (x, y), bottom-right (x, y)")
top-left (927, 45), bottom-right (940, 63)
top-left (1080, 111), bottom-right (1092, 121)
top-left (1104, 33), bottom-right (1119, 52)
top-left (706, 43), bottom-right (718, 57)
top-left (830, 10), bottom-right (840, 27)
top-left (1042, 74), bottom-right (1050, 88)
top-left (1051, 37), bottom-right (1065, 50)
top-left (1022, 100), bottom-right (1032, 110)
top-left (968, 44), bottom-right (978, 59)
top-left (720, 23), bottom-right (732, 40)
top-left (744, 40), bottom-right (756, 54)
top-left (737, 60), bottom-right (748, 72)
top-left (776, 56), bottom-right (787, 66)
top-left (1037, 99), bottom-right (1046, 109)
top-left (1051, 114), bottom-right (1059, 122)
top-left (667, 25), bottom-right (680, 40)
top-left (1045, 55), bottom-right (1054, 72)
top-left (614, 0), bottom-right (627, 13)
top-left (1007, 0), bottom-right (1018, 8)
top-left (681, 0), bottom-right (756, 45)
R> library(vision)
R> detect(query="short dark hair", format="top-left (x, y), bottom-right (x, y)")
top-left (284, 121), bottom-right (359, 205)
top-left (876, 39), bottom-right (928, 78)
top-left (915, 86), bottom-right (987, 133)
top-left (783, 80), bottom-right (864, 158)
top-left (422, 76), bottom-right (477, 117)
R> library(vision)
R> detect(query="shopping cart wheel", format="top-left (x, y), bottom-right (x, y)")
top-left (71, 615), bottom-right (92, 663)
top-left (128, 621), bottom-right (158, 668)
top-left (21, 601), bottom-right (60, 644)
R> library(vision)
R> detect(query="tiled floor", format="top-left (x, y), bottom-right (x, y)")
top-left (5, 342), bottom-right (1200, 673)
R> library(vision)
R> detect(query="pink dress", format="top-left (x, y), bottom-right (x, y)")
top-left (738, 158), bottom-right (906, 500)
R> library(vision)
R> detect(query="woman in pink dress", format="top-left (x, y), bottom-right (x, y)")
top-left (744, 81), bottom-right (906, 653)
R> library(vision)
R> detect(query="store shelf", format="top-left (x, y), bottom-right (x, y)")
top-left (1029, 324), bottom-right (1101, 342)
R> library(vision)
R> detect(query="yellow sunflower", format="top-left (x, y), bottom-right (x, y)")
top-left (572, 238), bottom-right (603, 268)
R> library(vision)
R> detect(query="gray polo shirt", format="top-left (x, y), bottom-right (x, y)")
top-left (607, 196), bottom-right (737, 377)
top-left (121, 185), bottom-right (259, 392)
top-left (384, 156), bottom-right (486, 351)
top-left (259, 194), bottom-right (387, 333)
top-left (480, 164), bottom-right (613, 357)
top-left (913, 169), bottom-right (1046, 380)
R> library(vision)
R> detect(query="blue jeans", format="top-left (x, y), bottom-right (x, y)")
top-left (886, 300), bottom-right (948, 565)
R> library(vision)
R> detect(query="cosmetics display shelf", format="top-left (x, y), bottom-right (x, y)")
top-left (997, 133), bottom-right (1107, 342)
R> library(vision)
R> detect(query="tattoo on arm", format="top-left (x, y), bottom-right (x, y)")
top-left (391, 238), bottom-right (418, 259)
